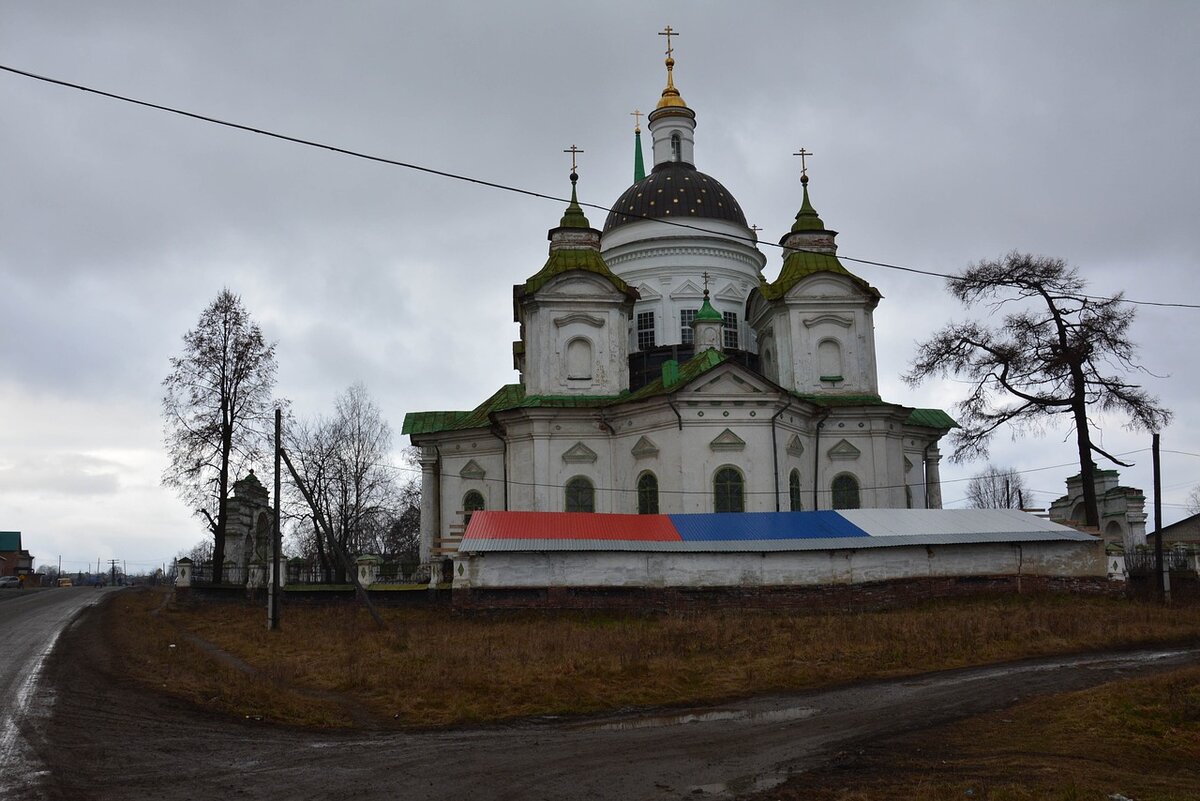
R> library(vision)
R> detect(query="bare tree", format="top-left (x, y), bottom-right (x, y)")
top-left (284, 383), bottom-right (401, 582)
top-left (162, 289), bottom-right (277, 584)
top-left (905, 253), bottom-right (1171, 528)
top-left (1186, 485), bottom-right (1200, 516)
top-left (966, 464), bottom-right (1029, 509)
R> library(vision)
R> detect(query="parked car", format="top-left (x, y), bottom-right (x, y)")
top-left (0, 575), bottom-right (20, 588)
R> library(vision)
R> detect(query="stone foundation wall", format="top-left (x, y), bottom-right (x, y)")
top-left (453, 574), bottom-right (1125, 613)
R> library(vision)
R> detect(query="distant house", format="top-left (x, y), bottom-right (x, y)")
top-left (0, 531), bottom-right (33, 577)
top-left (1147, 512), bottom-right (1200, 547)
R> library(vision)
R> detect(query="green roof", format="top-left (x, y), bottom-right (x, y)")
top-left (0, 531), bottom-right (21, 551)
top-left (558, 180), bottom-right (590, 229)
top-left (694, 295), bottom-right (722, 322)
top-left (905, 408), bottom-right (959, 429)
top-left (522, 248), bottom-right (632, 297)
top-left (761, 250), bottom-right (881, 301)
top-left (403, 352), bottom-right (957, 436)
top-left (790, 183), bottom-right (826, 232)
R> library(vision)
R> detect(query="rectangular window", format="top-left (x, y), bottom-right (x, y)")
top-left (637, 311), bottom-right (656, 350)
top-left (723, 312), bottom-right (739, 349)
top-left (680, 309), bottom-right (697, 345)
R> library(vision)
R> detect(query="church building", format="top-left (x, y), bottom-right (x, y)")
top-left (403, 39), bottom-right (956, 564)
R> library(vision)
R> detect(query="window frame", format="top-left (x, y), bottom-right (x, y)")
top-left (636, 311), bottom-right (656, 350)
top-left (637, 471), bottom-right (659, 515)
top-left (831, 473), bottom-right (861, 510)
top-left (722, 311), bottom-right (739, 350)
top-left (713, 466), bottom-right (745, 513)
top-left (565, 476), bottom-right (596, 513)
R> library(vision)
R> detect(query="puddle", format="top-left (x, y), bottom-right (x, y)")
top-left (689, 771), bottom-right (790, 796)
top-left (593, 705), bottom-right (818, 731)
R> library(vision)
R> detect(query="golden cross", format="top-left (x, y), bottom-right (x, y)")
top-left (793, 148), bottom-right (813, 179)
top-left (659, 25), bottom-right (678, 58)
top-left (630, 109), bottom-right (643, 132)
top-left (563, 144), bottom-right (584, 174)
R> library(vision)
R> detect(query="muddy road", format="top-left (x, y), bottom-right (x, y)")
top-left (17, 597), bottom-right (1200, 800)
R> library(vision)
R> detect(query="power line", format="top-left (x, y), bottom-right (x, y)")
top-left (3, 62), bottom-right (1198, 311)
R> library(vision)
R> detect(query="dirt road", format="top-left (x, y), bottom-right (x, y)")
top-left (24, 598), bottom-right (1200, 800)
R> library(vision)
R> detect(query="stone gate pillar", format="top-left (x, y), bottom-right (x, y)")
top-left (924, 446), bottom-right (944, 509)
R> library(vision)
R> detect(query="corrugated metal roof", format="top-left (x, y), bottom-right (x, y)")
top-left (459, 530), bottom-right (1096, 553)
top-left (457, 510), bottom-right (1097, 554)
top-left (669, 511), bottom-right (868, 541)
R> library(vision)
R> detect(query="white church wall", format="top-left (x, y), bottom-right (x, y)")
top-left (454, 539), bottom-right (1105, 590)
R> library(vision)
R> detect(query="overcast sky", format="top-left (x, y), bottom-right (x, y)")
top-left (2, 2), bottom-right (1197, 575)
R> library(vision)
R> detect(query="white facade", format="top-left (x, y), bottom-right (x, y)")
top-left (404, 51), bottom-right (955, 564)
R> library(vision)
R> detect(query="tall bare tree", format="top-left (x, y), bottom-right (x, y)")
top-left (966, 464), bottom-right (1029, 509)
top-left (906, 253), bottom-right (1171, 528)
top-left (285, 383), bottom-right (400, 582)
top-left (162, 289), bottom-right (277, 584)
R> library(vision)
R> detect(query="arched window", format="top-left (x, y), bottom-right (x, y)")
top-left (565, 476), bottom-right (595, 513)
top-left (463, 490), bottom-right (485, 526)
top-left (818, 338), bottom-right (843, 379)
top-left (832, 474), bottom-right (860, 510)
top-left (713, 467), bottom-right (744, 513)
top-left (670, 132), bottom-right (682, 162)
top-left (566, 337), bottom-right (593, 380)
top-left (637, 471), bottom-right (659, 515)
top-left (789, 469), bottom-right (803, 511)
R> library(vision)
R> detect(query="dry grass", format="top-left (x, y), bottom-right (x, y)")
top-left (111, 590), bottom-right (1200, 728)
top-left (772, 665), bottom-right (1200, 801)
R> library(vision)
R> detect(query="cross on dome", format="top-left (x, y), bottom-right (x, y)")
top-left (793, 148), bottom-right (814, 184)
top-left (563, 144), bottom-right (584, 176)
top-left (658, 25), bottom-right (678, 58)
top-left (630, 109), bottom-right (643, 133)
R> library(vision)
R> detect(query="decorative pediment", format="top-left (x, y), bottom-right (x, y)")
top-left (904, 456), bottom-right (914, 474)
top-left (631, 436), bottom-right (660, 459)
top-left (459, 460), bottom-right (486, 480)
top-left (709, 428), bottom-right (746, 452)
top-left (786, 434), bottom-right (805, 457)
top-left (715, 282), bottom-right (744, 301)
top-left (690, 371), bottom-right (767, 395)
top-left (669, 279), bottom-right (705, 299)
top-left (827, 439), bottom-right (861, 461)
top-left (635, 282), bottom-right (662, 299)
top-left (562, 442), bottom-right (598, 464)
top-left (553, 312), bottom-right (606, 328)
top-left (803, 314), bottom-right (853, 329)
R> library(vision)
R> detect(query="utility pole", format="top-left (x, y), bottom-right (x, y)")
top-left (1153, 433), bottom-right (1166, 603)
top-left (269, 407), bottom-right (282, 630)
top-left (108, 559), bottom-right (119, 586)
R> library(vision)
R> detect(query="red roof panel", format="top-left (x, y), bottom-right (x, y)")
top-left (464, 511), bottom-right (681, 541)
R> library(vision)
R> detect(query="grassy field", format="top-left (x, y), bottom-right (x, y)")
top-left (766, 663), bottom-right (1200, 801)
top-left (110, 589), bottom-right (1200, 730)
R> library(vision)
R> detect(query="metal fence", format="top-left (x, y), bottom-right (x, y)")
top-left (1125, 545), bottom-right (1200, 575)
top-left (182, 559), bottom-right (438, 586)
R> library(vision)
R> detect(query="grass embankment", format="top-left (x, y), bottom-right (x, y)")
top-left (111, 591), bottom-right (1200, 728)
top-left (768, 664), bottom-right (1200, 801)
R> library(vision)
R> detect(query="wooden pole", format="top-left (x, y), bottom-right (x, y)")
top-left (1153, 432), bottom-right (1166, 603)
top-left (269, 407), bottom-right (282, 630)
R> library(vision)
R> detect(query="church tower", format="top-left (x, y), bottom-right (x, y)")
top-left (513, 164), bottom-right (638, 396)
top-left (748, 162), bottom-right (883, 396)
top-left (601, 29), bottom-right (766, 368)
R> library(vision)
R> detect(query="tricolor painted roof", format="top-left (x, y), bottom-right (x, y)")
top-left (459, 509), bottom-right (1095, 553)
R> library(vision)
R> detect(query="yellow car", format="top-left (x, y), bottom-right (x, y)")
top-left (57, 577), bottom-right (73, 587)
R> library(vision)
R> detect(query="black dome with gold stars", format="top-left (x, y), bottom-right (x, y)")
top-left (603, 161), bottom-right (748, 233)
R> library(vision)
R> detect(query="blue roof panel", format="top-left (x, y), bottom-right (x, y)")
top-left (668, 511), bottom-right (870, 542)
